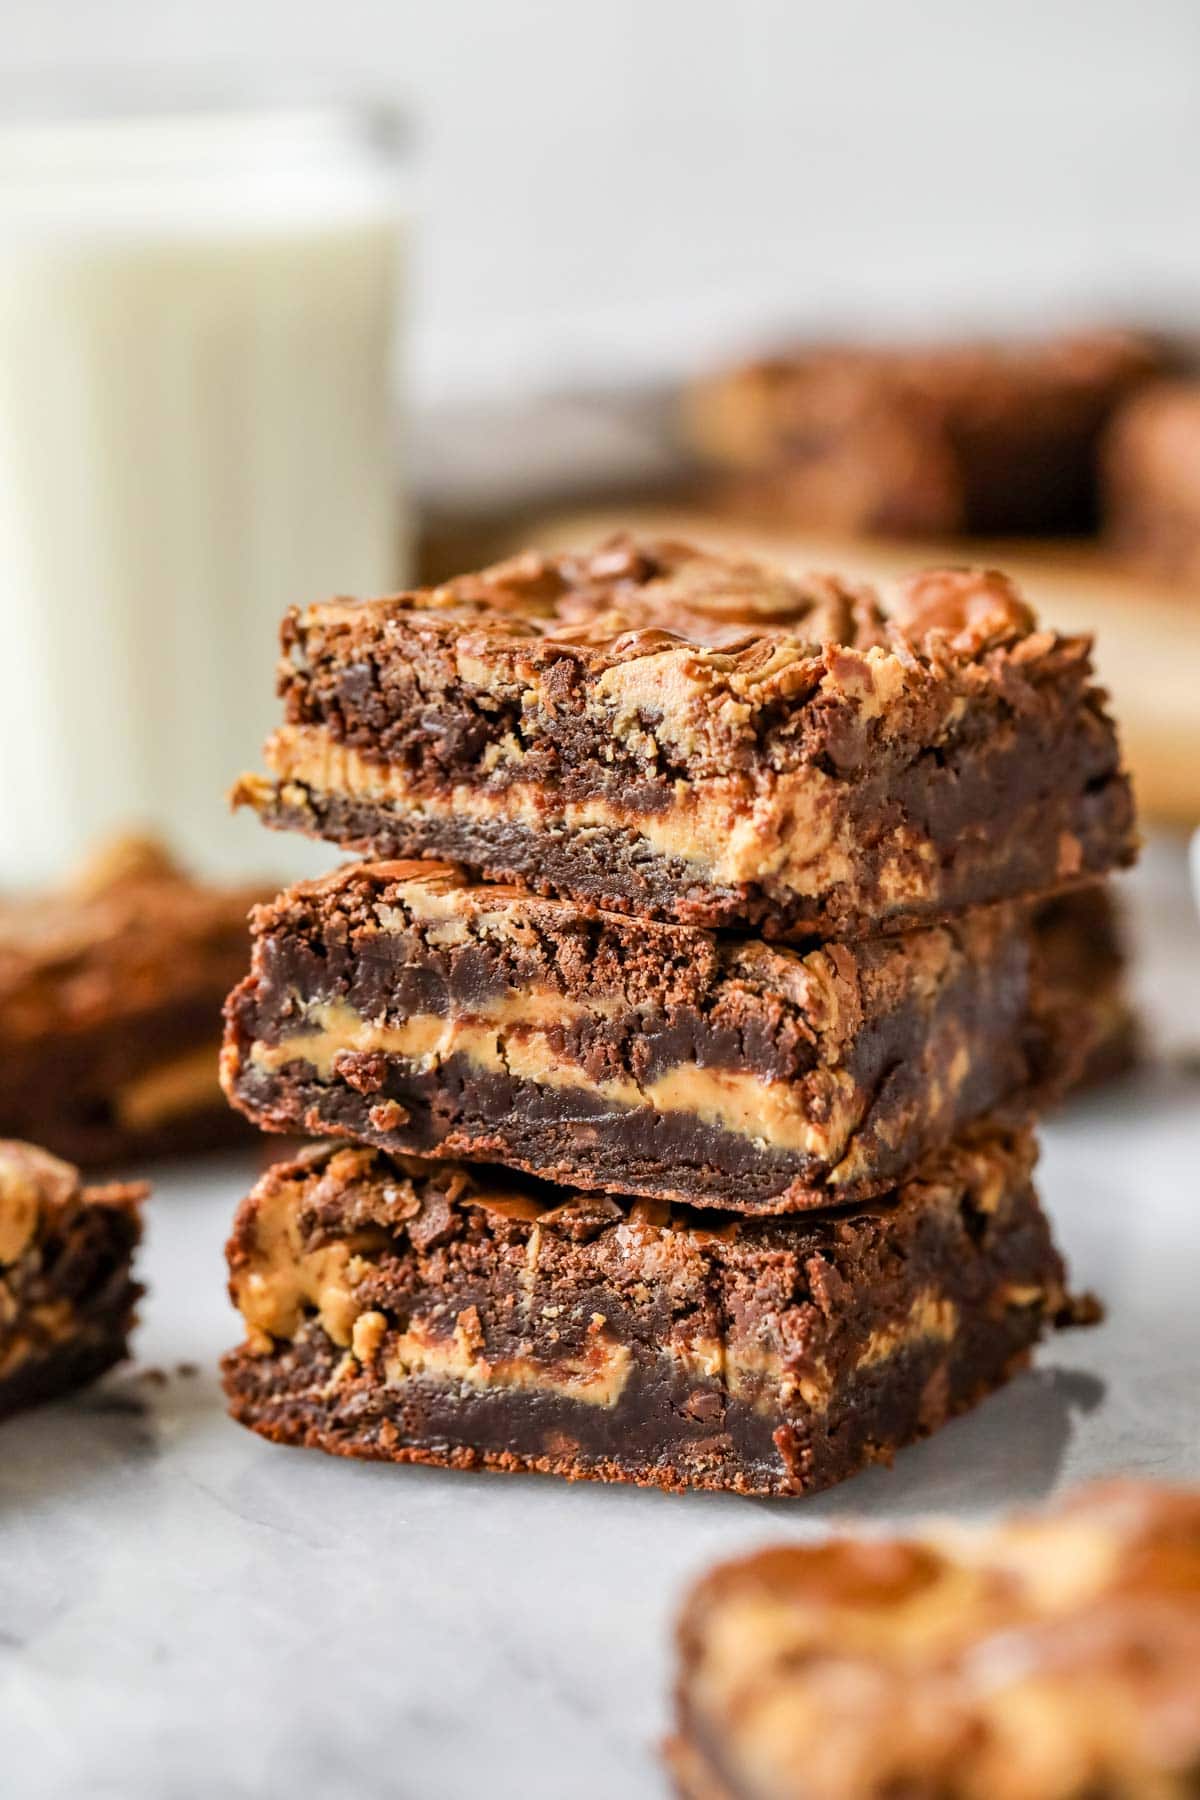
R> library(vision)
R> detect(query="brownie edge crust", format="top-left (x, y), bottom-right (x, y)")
top-left (669, 1481), bottom-right (1200, 1799)
top-left (222, 1126), bottom-right (1081, 1497)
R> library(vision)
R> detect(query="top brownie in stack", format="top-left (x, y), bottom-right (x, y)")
top-left (234, 539), bottom-right (1134, 943)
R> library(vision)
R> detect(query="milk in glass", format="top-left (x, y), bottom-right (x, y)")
top-left (0, 100), bottom-right (408, 881)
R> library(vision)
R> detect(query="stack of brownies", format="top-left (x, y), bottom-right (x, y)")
top-left (219, 537), bottom-right (1134, 1497)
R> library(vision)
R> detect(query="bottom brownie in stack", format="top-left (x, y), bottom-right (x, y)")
top-left (222, 1121), bottom-right (1082, 1497)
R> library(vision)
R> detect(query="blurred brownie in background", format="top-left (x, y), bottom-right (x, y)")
top-left (0, 1140), bottom-right (142, 1416)
top-left (684, 330), bottom-right (1163, 538)
top-left (0, 835), bottom-right (268, 1166)
top-left (1103, 380), bottom-right (1200, 586)
top-left (668, 1480), bottom-right (1200, 1799)
top-left (1031, 884), bottom-right (1138, 1090)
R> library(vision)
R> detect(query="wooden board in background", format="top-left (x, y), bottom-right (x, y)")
top-left (509, 505), bottom-right (1200, 827)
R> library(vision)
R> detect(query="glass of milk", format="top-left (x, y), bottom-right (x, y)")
top-left (0, 90), bottom-right (409, 882)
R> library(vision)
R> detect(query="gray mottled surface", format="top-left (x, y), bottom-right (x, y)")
top-left (1, 841), bottom-right (1197, 1800)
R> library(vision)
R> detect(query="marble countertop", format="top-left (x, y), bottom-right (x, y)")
top-left (2, 839), bottom-right (1197, 1800)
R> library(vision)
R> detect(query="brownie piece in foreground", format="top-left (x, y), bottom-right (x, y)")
top-left (0, 834), bottom-right (268, 1166)
top-left (223, 860), bottom-right (1053, 1213)
top-left (1104, 379), bottom-right (1200, 586)
top-left (0, 1140), bottom-right (142, 1417)
top-left (233, 540), bottom-right (1135, 942)
top-left (222, 1123), bottom-right (1079, 1497)
top-left (669, 1480), bottom-right (1200, 1799)
top-left (1032, 884), bottom-right (1138, 1090)
top-left (684, 329), bottom-right (1162, 537)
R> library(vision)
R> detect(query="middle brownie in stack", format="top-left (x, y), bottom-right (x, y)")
top-left (223, 865), bottom-right (1046, 1213)
top-left (222, 538), bottom-right (1133, 1496)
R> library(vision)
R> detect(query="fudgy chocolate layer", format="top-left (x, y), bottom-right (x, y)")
top-left (246, 788), bottom-right (759, 925)
top-left (223, 863), bottom-right (1044, 1212)
top-left (222, 1128), bottom-right (1080, 1497)
top-left (231, 1057), bottom-right (812, 1201)
top-left (231, 1053), bottom-right (1036, 1216)
top-left (237, 543), bottom-right (1136, 941)
top-left (248, 774), bottom-right (1129, 943)
top-left (223, 1307), bottom-right (1046, 1499)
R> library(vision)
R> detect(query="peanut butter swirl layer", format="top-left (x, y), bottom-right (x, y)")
top-left (233, 539), bottom-right (1136, 941)
top-left (0, 834), bottom-right (268, 1166)
top-left (670, 1479), bottom-right (1200, 1798)
top-left (0, 1141), bottom-right (143, 1418)
top-left (222, 1122), bottom-right (1080, 1497)
top-left (223, 860), bottom-right (1053, 1214)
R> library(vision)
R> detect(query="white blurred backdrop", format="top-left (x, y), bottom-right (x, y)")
top-left (6, 0), bottom-right (1200, 406)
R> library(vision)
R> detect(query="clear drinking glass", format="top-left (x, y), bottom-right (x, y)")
top-left (0, 87), bottom-right (410, 881)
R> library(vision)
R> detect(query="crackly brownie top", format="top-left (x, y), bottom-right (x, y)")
top-left (0, 1138), bottom-right (145, 1266)
top-left (0, 834), bottom-right (268, 1036)
top-left (231, 1123), bottom-right (1038, 1273)
top-left (276, 540), bottom-right (1095, 789)
top-left (285, 536), bottom-right (1056, 675)
top-left (678, 1479), bottom-right (1200, 1798)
